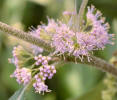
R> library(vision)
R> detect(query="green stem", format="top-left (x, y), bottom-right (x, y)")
top-left (0, 21), bottom-right (117, 77)
top-left (0, 22), bottom-right (53, 52)
top-left (77, 0), bottom-right (88, 31)
top-left (66, 55), bottom-right (117, 77)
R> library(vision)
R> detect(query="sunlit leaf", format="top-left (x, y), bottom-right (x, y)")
top-left (71, 82), bottom-right (104, 100)
top-left (9, 85), bottom-right (29, 100)
top-left (29, 0), bottom-right (52, 6)
top-left (56, 63), bottom-right (103, 100)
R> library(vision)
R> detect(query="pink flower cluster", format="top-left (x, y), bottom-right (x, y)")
top-left (52, 22), bottom-right (75, 54)
top-left (12, 46), bottom-right (22, 68)
top-left (86, 5), bottom-right (114, 49)
top-left (32, 6), bottom-right (114, 59)
top-left (11, 46), bottom-right (56, 94)
top-left (33, 74), bottom-right (51, 94)
top-left (34, 54), bottom-right (51, 65)
top-left (10, 46), bottom-right (32, 86)
top-left (11, 68), bottom-right (31, 85)
top-left (39, 65), bottom-right (56, 79)
top-left (10, 5), bottom-right (114, 95)
top-left (33, 55), bottom-right (56, 94)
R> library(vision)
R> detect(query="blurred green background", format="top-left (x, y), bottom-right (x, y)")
top-left (0, 0), bottom-right (117, 100)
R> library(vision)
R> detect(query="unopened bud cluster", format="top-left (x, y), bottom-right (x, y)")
top-left (11, 68), bottom-right (31, 85)
top-left (33, 55), bottom-right (56, 94)
top-left (10, 46), bottom-right (56, 94)
top-left (34, 55), bottom-right (51, 65)
top-left (10, 46), bottom-right (32, 85)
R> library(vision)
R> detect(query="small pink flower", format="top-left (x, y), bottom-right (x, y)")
top-left (11, 68), bottom-right (31, 85)
top-left (33, 82), bottom-right (51, 94)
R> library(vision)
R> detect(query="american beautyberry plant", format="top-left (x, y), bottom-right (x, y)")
top-left (0, 0), bottom-right (117, 99)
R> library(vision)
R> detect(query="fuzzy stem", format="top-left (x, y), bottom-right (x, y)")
top-left (85, 56), bottom-right (117, 77)
top-left (0, 22), bottom-right (53, 52)
top-left (77, 0), bottom-right (88, 31)
top-left (0, 21), bottom-right (117, 77)
top-left (66, 55), bottom-right (117, 77)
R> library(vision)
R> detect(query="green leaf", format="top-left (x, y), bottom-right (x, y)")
top-left (25, 88), bottom-right (44, 100)
top-left (9, 85), bottom-right (29, 100)
top-left (71, 82), bottom-right (105, 100)
top-left (30, 0), bottom-right (53, 6)
top-left (56, 63), bottom-right (103, 100)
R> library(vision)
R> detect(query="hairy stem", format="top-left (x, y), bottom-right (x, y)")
top-left (66, 55), bottom-right (117, 77)
top-left (85, 56), bottom-right (117, 77)
top-left (0, 22), bottom-right (53, 52)
top-left (77, 0), bottom-right (88, 31)
top-left (0, 21), bottom-right (117, 77)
